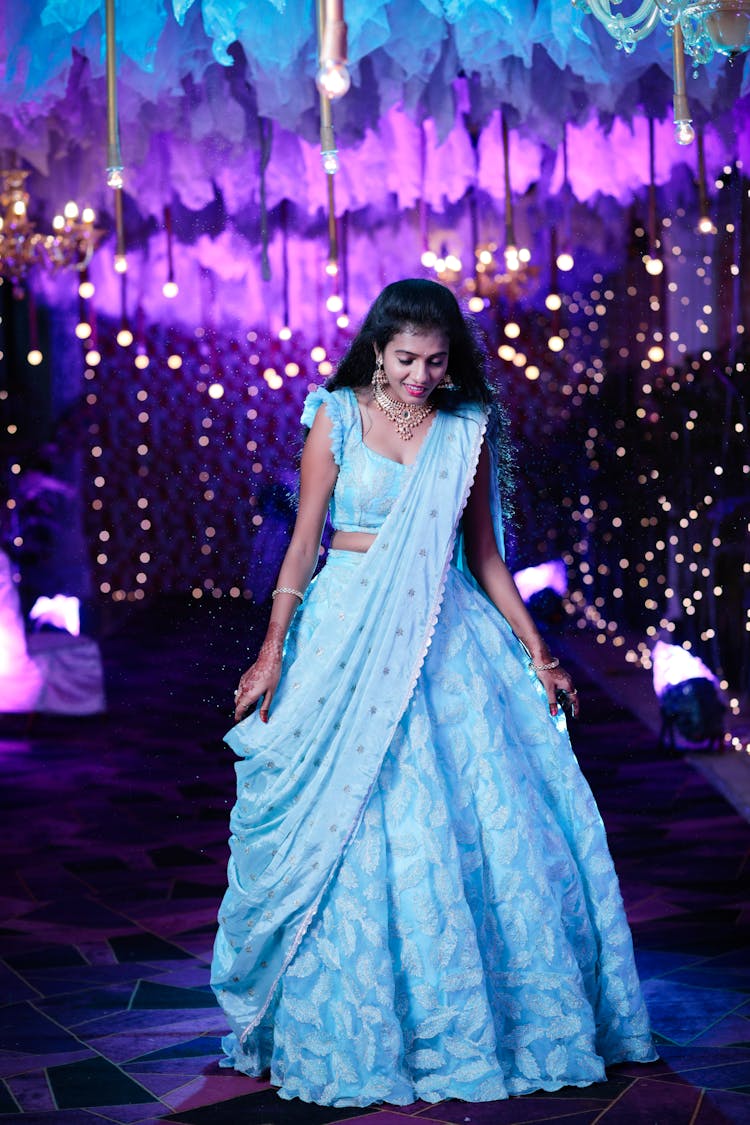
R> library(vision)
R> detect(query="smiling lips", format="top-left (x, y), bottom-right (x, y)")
top-left (404, 384), bottom-right (428, 397)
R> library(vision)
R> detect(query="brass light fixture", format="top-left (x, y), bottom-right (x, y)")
top-left (0, 169), bottom-right (100, 294)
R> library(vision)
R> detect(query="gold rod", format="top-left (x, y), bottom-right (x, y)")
top-left (105, 0), bottom-right (123, 177)
top-left (697, 124), bottom-right (709, 217)
top-left (648, 116), bottom-right (657, 252)
top-left (672, 22), bottom-right (690, 128)
top-left (317, 0), bottom-right (338, 266)
top-left (326, 172), bottom-right (337, 263)
top-left (114, 185), bottom-right (125, 258)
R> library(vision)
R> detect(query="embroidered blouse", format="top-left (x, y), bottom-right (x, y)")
top-left (301, 386), bottom-right (406, 534)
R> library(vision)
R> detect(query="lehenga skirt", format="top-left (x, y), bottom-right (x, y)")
top-left (215, 549), bottom-right (656, 1107)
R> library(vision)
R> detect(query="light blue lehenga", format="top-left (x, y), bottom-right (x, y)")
top-left (211, 387), bottom-right (656, 1108)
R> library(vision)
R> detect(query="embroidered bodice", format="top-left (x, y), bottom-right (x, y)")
top-left (301, 386), bottom-right (406, 533)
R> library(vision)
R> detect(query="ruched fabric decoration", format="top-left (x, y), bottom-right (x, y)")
top-left (8, 0), bottom-right (747, 159)
top-left (3, 0), bottom-right (749, 331)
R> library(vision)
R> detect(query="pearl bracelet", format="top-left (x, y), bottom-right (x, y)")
top-left (272, 586), bottom-right (304, 602)
top-left (530, 656), bottom-right (560, 672)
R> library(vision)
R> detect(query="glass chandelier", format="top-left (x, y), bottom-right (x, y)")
top-left (575, 1), bottom-right (750, 142)
top-left (0, 169), bottom-right (101, 294)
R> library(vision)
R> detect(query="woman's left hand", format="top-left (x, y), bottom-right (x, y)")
top-left (537, 665), bottom-right (579, 719)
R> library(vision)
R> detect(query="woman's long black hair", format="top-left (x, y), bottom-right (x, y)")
top-left (328, 278), bottom-right (515, 520)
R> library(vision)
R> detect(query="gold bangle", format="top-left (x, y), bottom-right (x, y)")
top-left (272, 586), bottom-right (304, 602)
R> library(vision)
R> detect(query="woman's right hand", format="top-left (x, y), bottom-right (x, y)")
top-left (233, 623), bottom-right (284, 723)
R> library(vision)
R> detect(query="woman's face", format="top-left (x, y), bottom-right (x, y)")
top-left (376, 327), bottom-right (450, 406)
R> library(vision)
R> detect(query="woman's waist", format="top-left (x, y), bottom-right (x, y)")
top-left (329, 529), bottom-right (376, 553)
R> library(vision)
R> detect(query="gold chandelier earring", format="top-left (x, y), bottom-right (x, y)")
top-left (439, 373), bottom-right (457, 391)
top-left (372, 354), bottom-right (388, 389)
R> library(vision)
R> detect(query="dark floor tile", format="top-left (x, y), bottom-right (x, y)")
top-left (129, 1037), bottom-right (222, 1064)
top-left (532, 1075), bottom-right (632, 1101)
top-left (655, 1045), bottom-right (750, 1071)
top-left (642, 979), bottom-right (748, 1045)
top-left (161, 1087), bottom-right (375, 1123)
top-left (37, 985), bottom-right (134, 1026)
top-left (693, 1088), bottom-right (750, 1124)
top-left (147, 846), bottom-right (213, 869)
top-left (595, 1077), bottom-right (702, 1122)
top-left (0, 1112), bottom-right (105, 1123)
top-left (129, 981), bottom-right (216, 1010)
top-left (0, 1079), bottom-right (20, 1113)
top-left (0, 1004), bottom-right (84, 1054)
top-left (424, 1098), bottom-right (602, 1123)
top-left (20, 962), bottom-right (164, 995)
top-left (170, 881), bottom-right (223, 901)
top-left (670, 967), bottom-right (750, 993)
top-left (110, 935), bottom-right (193, 964)
top-left (6, 1070), bottom-right (56, 1113)
top-left (657, 1060), bottom-right (750, 1090)
top-left (47, 1056), bottom-right (158, 1110)
top-left (65, 857), bottom-right (130, 875)
top-left (0, 961), bottom-right (39, 1003)
top-left (6, 946), bottom-right (89, 971)
top-left (21, 898), bottom-right (132, 930)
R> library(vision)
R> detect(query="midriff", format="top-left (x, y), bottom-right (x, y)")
top-left (330, 530), bottom-right (377, 553)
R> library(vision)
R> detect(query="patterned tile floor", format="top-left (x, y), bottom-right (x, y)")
top-left (2, 598), bottom-right (749, 1124)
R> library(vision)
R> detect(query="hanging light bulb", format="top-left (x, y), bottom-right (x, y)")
top-left (556, 251), bottom-right (575, 272)
top-left (643, 254), bottom-right (664, 276)
top-left (672, 23), bottom-right (695, 145)
top-left (321, 148), bottom-right (339, 175)
top-left (316, 59), bottom-right (351, 100)
top-left (675, 118), bottom-right (696, 145)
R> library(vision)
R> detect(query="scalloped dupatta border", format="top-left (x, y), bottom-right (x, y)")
top-left (212, 405), bottom-right (488, 1045)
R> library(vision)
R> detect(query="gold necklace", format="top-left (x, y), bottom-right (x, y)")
top-left (372, 381), bottom-right (434, 440)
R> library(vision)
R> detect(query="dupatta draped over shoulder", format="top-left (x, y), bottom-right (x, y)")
top-left (211, 398), bottom-right (489, 1043)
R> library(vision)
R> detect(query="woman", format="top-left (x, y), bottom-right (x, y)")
top-left (211, 279), bottom-right (656, 1107)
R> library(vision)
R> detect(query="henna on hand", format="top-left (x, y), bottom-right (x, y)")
top-left (234, 622), bottom-right (285, 722)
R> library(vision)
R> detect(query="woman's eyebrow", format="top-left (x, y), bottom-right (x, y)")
top-left (393, 348), bottom-right (448, 357)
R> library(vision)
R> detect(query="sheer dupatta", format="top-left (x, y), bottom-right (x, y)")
top-left (211, 402), bottom-right (488, 1043)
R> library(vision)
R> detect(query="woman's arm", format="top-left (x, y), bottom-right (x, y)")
top-left (233, 407), bottom-right (339, 722)
top-left (463, 442), bottom-right (578, 718)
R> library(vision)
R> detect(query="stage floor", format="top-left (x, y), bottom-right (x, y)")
top-left (2, 600), bottom-right (750, 1124)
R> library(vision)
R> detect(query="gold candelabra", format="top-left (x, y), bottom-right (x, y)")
top-left (0, 169), bottom-right (101, 294)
